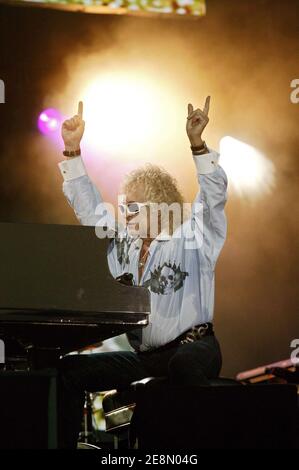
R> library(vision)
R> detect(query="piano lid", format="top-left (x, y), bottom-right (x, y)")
top-left (0, 222), bottom-right (150, 317)
top-left (0, 222), bottom-right (150, 354)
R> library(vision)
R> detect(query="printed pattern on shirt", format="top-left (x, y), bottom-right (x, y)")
top-left (115, 235), bottom-right (133, 266)
top-left (143, 261), bottom-right (189, 295)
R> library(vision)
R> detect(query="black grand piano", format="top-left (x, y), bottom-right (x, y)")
top-left (0, 222), bottom-right (150, 368)
top-left (0, 223), bottom-right (298, 450)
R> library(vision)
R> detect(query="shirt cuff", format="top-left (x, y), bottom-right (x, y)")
top-left (192, 148), bottom-right (220, 175)
top-left (58, 156), bottom-right (87, 181)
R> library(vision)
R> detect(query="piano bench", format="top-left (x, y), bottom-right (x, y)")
top-left (101, 376), bottom-right (239, 448)
top-left (207, 377), bottom-right (240, 386)
top-left (130, 383), bottom-right (298, 449)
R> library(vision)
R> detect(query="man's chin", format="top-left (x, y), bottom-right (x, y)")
top-left (127, 224), bottom-right (140, 238)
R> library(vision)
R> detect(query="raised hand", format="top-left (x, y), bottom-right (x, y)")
top-left (61, 101), bottom-right (85, 152)
top-left (186, 96), bottom-right (210, 147)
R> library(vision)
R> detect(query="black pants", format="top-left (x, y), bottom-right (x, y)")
top-left (58, 334), bottom-right (222, 448)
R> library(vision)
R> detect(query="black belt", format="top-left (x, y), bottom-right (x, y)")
top-left (138, 322), bottom-right (214, 355)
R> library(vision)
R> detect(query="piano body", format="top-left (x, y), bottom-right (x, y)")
top-left (0, 222), bottom-right (150, 368)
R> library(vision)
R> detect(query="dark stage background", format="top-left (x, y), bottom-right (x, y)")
top-left (0, 0), bottom-right (298, 377)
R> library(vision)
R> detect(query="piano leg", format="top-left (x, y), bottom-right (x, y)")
top-left (57, 372), bottom-right (85, 449)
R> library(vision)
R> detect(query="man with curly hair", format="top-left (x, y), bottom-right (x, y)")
top-left (57, 97), bottom-right (228, 448)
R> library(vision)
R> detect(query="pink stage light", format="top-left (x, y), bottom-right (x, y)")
top-left (38, 108), bottom-right (62, 135)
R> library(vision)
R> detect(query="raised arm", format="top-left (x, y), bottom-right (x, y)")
top-left (192, 152), bottom-right (228, 268)
top-left (58, 101), bottom-right (117, 230)
top-left (186, 97), bottom-right (228, 269)
top-left (58, 102), bottom-right (130, 277)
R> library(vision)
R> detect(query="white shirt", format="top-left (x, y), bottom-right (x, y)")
top-left (58, 149), bottom-right (228, 352)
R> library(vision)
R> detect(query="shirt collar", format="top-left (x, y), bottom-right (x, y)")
top-left (131, 229), bottom-right (171, 246)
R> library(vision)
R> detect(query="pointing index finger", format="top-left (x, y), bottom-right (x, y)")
top-left (203, 96), bottom-right (210, 116)
top-left (78, 101), bottom-right (83, 119)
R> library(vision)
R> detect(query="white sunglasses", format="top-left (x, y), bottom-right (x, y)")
top-left (118, 202), bottom-right (149, 215)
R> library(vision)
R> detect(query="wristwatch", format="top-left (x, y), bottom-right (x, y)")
top-left (63, 148), bottom-right (81, 157)
top-left (190, 141), bottom-right (208, 155)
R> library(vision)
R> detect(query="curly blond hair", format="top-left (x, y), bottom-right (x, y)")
top-left (122, 163), bottom-right (184, 205)
top-left (121, 163), bottom-right (186, 235)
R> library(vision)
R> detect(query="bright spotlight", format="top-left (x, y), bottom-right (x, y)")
top-left (219, 136), bottom-right (276, 198)
top-left (38, 108), bottom-right (62, 135)
top-left (81, 74), bottom-right (165, 160)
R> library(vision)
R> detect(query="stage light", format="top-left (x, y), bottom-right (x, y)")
top-left (80, 74), bottom-right (168, 160)
top-left (38, 108), bottom-right (62, 135)
top-left (219, 136), bottom-right (276, 198)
